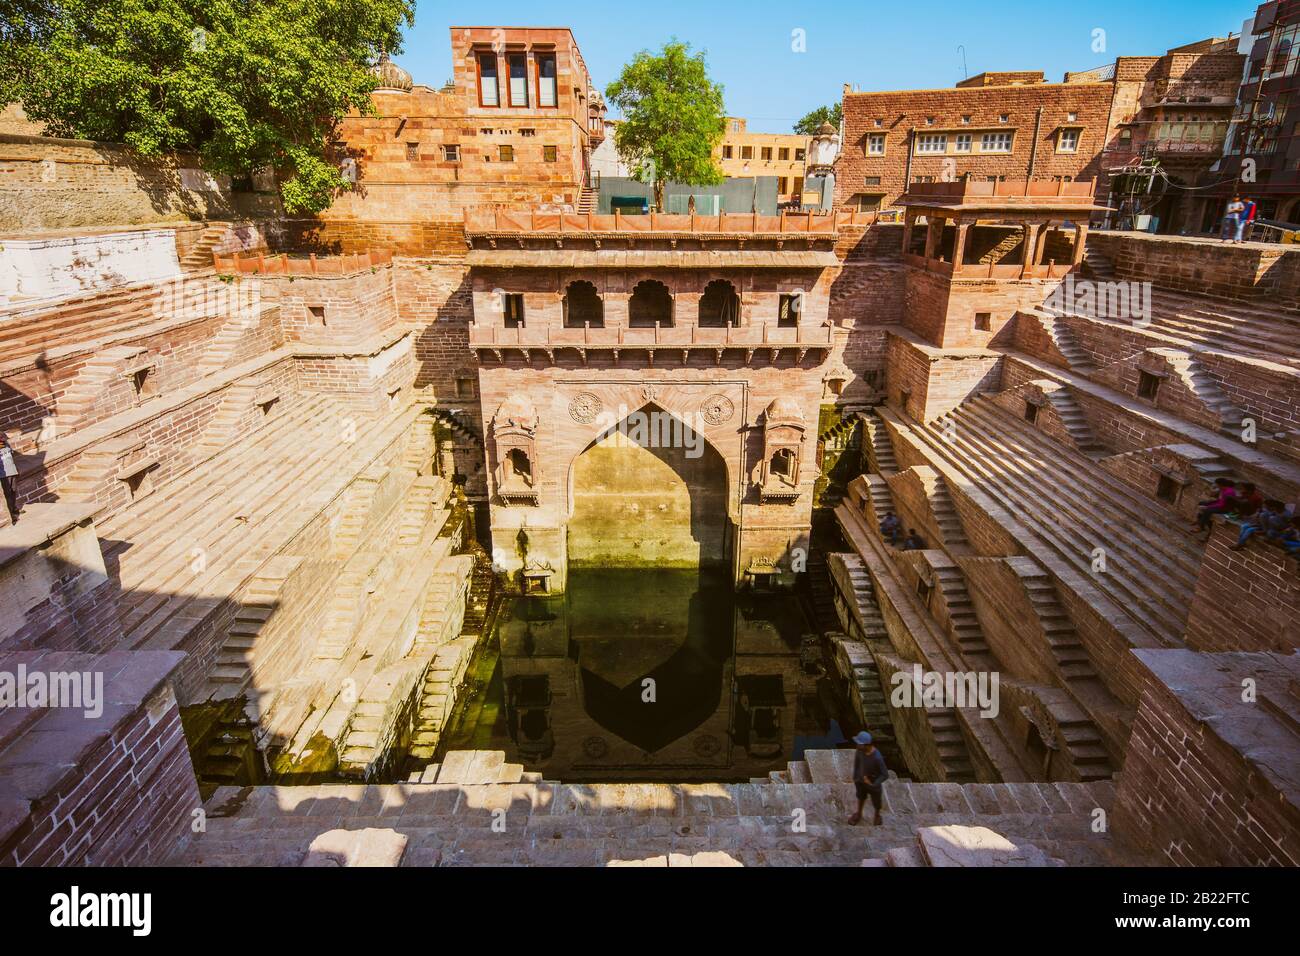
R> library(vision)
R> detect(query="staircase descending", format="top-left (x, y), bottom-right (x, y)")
top-left (1150, 348), bottom-right (1246, 434)
top-left (1081, 247), bottom-right (1117, 281)
top-left (908, 397), bottom-right (1202, 646)
top-left (180, 223), bottom-right (231, 272)
top-left (863, 410), bottom-right (899, 476)
top-left (1031, 312), bottom-right (1097, 375)
top-left (1042, 388), bottom-right (1107, 456)
top-left (930, 564), bottom-right (991, 660)
top-left (927, 709), bottom-right (976, 782)
top-left (576, 186), bottom-right (598, 215)
top-left (922, 474), bottom-right (969, 548)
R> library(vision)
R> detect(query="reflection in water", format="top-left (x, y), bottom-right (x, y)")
top-left (438, 567), bottom-right (854, 782)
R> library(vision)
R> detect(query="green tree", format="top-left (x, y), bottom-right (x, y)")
top-left (604, 39), bottom-right (725, 212)
top-left (0, 0), bottom-right (414, 213)
top-left (793, 103), bottom-right (842, 136)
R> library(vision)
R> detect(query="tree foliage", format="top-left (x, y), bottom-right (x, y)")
top-left (604, 39), bottom-right (725, 211)
top-left (793, 103), bottom-right (842, 136)
top-left (0, 0), bottom-right (414, 213)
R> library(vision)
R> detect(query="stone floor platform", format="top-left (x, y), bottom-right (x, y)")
top-left (171, 751), bottom-right (1146, 867)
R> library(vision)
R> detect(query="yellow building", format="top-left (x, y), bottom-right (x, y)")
top-left (715, 117), bottom-right (812, 205)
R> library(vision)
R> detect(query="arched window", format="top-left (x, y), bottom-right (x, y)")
top-left (698, 279), bottom-right (740, 328)
top-left (563, 280), bottom-right (604, 327)
top-left (629, 279), bottom-right (673, 327)
top-left (506, 448), bottom-right (532, 482)
top-left (771, 448), bottom-right (796, 478)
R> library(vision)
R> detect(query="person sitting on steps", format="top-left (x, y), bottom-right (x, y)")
top-left (1191, 478), bottom-right (1237, 537)
top-left (879, 511), bottom-right (902, 545)
top-left (901, 528), bottom-right (926, 551)
top-left (1232, 498), bottom-right (1289, 550)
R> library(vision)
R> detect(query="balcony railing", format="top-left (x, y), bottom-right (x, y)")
top-left (905, 179), bottom-right (1096, 204)
top-left (468, 322), bottom-right (834, 349)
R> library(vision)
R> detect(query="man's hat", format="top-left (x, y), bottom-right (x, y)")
top-left (853, 731), bottom-right (873, 745)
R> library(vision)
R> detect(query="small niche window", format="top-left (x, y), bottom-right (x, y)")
top-left (741, 146), bottom-right (753, 160)
top-left (1057, 129), bottom-right (1080, 153)
top-left (543, 145), bottom-right (557, 162)
top-left (1138, 370), bottom-right (1162, 401)
top-left (1156, 474), bottom-right (1181, 504)
top-left (456, 377), bottom-right (476, 399)
top-left (867, 133), bottom-right (885, 155)
top-left (405, 142), bottom-right (420, 161)
top-left (974, 312), bottom-right (991, 331)
top-left (778, 293), bottom-right (801, 328)
top-left (443, 144), bottom-right (460, 162)
top-left (915, 576), bottom-right (934, 606)
top-left (130, 366), bottom-right (157, 400)
top-left (309, 305), bottom-right (326, 325)
top-left (1024, 401), bottom-right (1041, 424)
top-left (499, 144), bottom-right (514, 162)
top-left (503, 293), bottom-right (525, 327)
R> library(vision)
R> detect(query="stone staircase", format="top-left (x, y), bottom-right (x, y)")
top-left (1149, 348), bottom-right (1246, 434)
top-left (1031, 311), bottom-right (1097, 375)
top-left (195, 383), bottom-right (257, 455)
top-left (930, 563), bottom-right (992, 660)
top-left (407, 636), bottom-right (478, 763)
top-left (1081, 247), bottom-right (1117, 282)
top-left (95, 397), bottom-right (416, 651)
top-left (921, 472), bottom-right (969, 548)
top-left (927, 709), bottom-right (977, 782)
top-left (828, 635), bottom-right (899, 764)
top-left (1043, 387), bottom-right (1106, 456)
top-left (176, 748), bottom-right (1143, 867)
top-left (908, 397), bottom-right (1202, 646)
top-left (204, 558), bottom-right (300, 700)
top-left (805, 551), bottom-right (842, 632)
top-left (863, 410), bottom-right (898, 476)
top-left (197, 312), bottom-right (257, 373)
top-left (1019, 570), bottom-right (1101, 684)
top-left (55, 345), bottom-right (149, 429)
top-left (180, 223), bottom-right (230, 272)
top-left (576, 187), bottom-right (598, 215)
top-left (862, 474), bottom-right (896, 528)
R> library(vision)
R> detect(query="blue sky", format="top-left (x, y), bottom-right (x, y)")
top-left (393, 1), bottom-right (1258, 134)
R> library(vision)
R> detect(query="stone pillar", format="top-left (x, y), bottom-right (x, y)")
top-left (923, 216), bottom-right (941, 260)
top-left (1071, 223), bottom-right (1089, 267)
top-left (1021, 223), bottom-right (1041, 278)
top-left (901, 211), bottom-right (915, 255)
top-left (951, 222), bottom-right (969, 273)
top-left (677, 293), bottom-right (701, 328)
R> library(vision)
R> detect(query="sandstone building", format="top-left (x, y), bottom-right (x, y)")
top-left (0, 21), bottom-right (1296, 871)
top-left (716, 117), bottom-right (812, 206)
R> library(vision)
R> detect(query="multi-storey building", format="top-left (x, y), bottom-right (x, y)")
top-left (1075, 37), bottom-right (1244, 234)
top-left (1216, 1), bottom-right (1300, 223)
top-left (833, 73), bottom-right (1113, 214)
top-left (322, 26), bottom-right (605, 230)
top-left (716, 117), bottom-right (811, 206)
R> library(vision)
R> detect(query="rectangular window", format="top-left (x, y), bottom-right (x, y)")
top-left (794, 148), bottom-right (805, 160)
top-left (954, 133), bottom-right (972, 153)
top-left (499, 144), bottom-right (514, 162)
top-left (723, 145), bottom-right (733, 159)
top-left (857, 194), bottom-right (883, 212)
top-left (443, 144), bottom-right (460, 162)
top-left (1058, 129), bottom-right (1080, 153)
top-left (778, 176), bottom-right (789, 194)
top-left (867, 133), bottom-right (885, 155)
top-left (981, 131), bottom-right (1013, 152)
top-left (741, 146), bottom-right (753, 160)
top-left (1024, 401), bottom-right (1040, 424)
top-left (779, 147), bottom-right (789, 160)
top-left (778, 294), bottom-right (800, 327)
top-left (1138, 370), bottom-right (1162, 401)
top-left (974, 312), bottom-right (991, 331)
top-left (503, 294), bottom-right (525, 327)
top-left (792, 176), bottom-right (803, 195)
top-left (762, 146), bottom-right (773, 161)
top-left (543, 145), bottom-right (557, 162)
top-left (917, 133), bottom-right (947, 154)
top-left (405, 142), bottom-right (419, 161)
top-left (508, 53), bottom-right (529, 107)
top-left (536, 52), bottom-right (557, 107)
top-left (478, 53), bottom-right (499, 107)
top-left (1156, 474), bottom-right (1181, 504)
top-left (863, 175), bottom-right (881, 186)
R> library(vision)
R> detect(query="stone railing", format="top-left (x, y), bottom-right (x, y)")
top-left (906, 179), bottom-right (1096, 205)
top-left (468, 322), bottom-right (834, 349)
top-left (464, 209), bottom-right (875, 235)
top-left (213, 249), bottom-right (393, 275)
